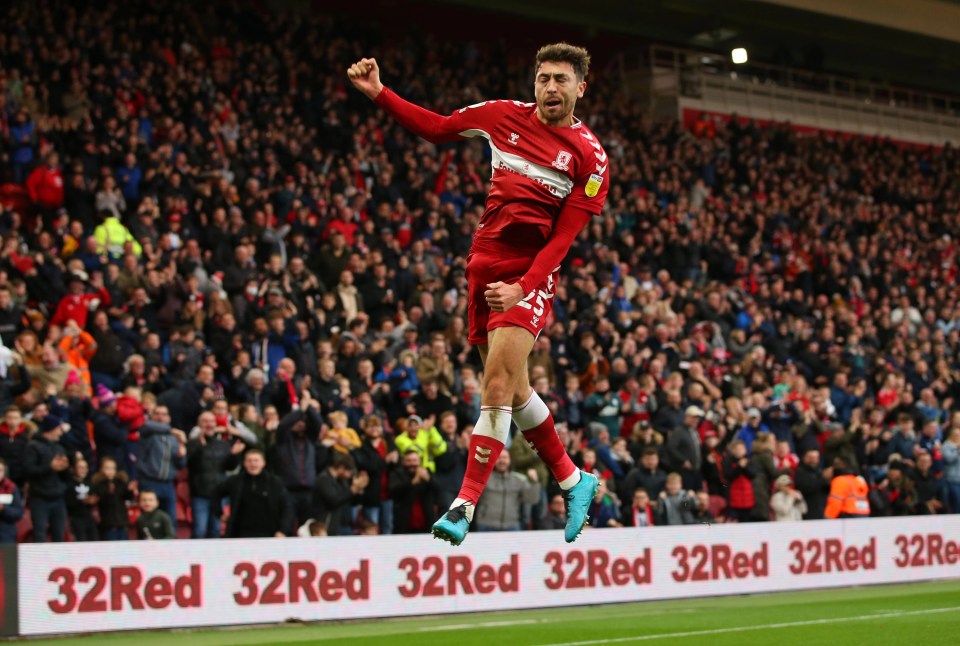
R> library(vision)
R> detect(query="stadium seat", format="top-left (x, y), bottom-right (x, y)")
top-left (708, 495), bottom-right (727, 521)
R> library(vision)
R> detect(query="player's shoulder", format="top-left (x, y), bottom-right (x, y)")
top-left (572, 121), bottom-right (606, 153)
top-left (457, 99), bottom-right (534, 115)
top-left (571, 122), bottom-right (608, 179)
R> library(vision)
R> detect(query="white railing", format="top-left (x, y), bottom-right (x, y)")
top-left (620, 44), bottom-right (960, 145)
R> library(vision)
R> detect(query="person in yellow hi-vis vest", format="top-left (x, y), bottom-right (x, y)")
top-left (394, 415), bottom-right (446, 473)
top-left (93, 210), bottom-right (142, 261)
top-left (824, 455), bottom-right (870, 518)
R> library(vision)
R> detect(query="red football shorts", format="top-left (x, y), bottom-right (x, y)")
top-left (465, 246), bottom-right (559, 346)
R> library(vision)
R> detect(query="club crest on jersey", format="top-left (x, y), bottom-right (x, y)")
top-left (551, 150), bottom-right (572, 172)
top-left (585, 173), bottom-right (604, 197)
top-left (508, 132), bottom-right (520, 145)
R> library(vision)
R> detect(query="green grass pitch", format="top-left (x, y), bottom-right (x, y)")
top-left (23, 580), bottom-right (960, 646)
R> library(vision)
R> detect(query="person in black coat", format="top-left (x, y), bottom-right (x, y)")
top-left (48, 386), bottom-right (95, 467)
top-left (270, 400), bottom-right (321, 526)
top-left (617, 448), bottom-right (667, 516)
top-left (0, 360), bottom-right (30, 413)
top-left (793, 448), bottom-right (831, 520)
top-left (215, 449), bottom-right (294, 538)
top-left (186, 411), bottom-right (244, 538)
top-left (432, 411), bottom-right (467, 515)
top-left (23, 416), bottom-right (71, 542)
top-left (352, 415), bottom-right (398, 534)
top-left (664, 407), bottom-right (705, 490)
top-left (91, 389), bottom-right (131, 476)
top-left (0, 406), bottom-right (34, 486)
top-left (311, 452), bottom-right (367, 536)
top-left (389, 450), bottom-right (439, 534)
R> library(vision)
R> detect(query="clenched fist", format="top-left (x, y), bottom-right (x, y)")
top-left (347, 57), bottom-right (384, 100)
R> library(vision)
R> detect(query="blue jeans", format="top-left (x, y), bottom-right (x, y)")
top-left (361, 500), bottom-right (395, 535)
top-left (191, 497), bottom-right (221, 538)
top-left (30, 497), bottom-right (67, 542)
top-left (139, 477), bottom-right (177, 527)
top-left (945, 482), bottom-right (960, 514)
top-left (101, 527), bottom-right (128, 541)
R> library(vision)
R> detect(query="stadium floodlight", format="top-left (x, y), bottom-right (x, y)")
top-left (731, 48), bottom-right (748, 64)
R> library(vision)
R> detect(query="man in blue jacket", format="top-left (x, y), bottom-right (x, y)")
top-left (137, 405), bottom-right (186, 526)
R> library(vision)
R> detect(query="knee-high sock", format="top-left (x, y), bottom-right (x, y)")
top-left (514, 390), bottom-right (580, 490)
top-left (452, 405), bottom-right (512, 519)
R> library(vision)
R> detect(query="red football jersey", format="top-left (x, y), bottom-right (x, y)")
top-left (376, 90), bottom-right (610, 250)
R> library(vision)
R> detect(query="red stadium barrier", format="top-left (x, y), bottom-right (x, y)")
top-left (13, 516), bottom-right (960, 637)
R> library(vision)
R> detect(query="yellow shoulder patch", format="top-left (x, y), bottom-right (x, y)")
top-left (585, 173), bottom-right (604, 198)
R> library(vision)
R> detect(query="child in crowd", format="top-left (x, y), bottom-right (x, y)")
top-left (136, 490), bottom-right (175, 539)
top-left (65, 458), bottom-right (98, 541)
top-left (91, 456), bottom-right (132, 540)
top-left (657, 472), bottom-right (698, 525)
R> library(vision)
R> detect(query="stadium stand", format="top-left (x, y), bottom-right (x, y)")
top-left (1, 0), bottom-right (959, 542)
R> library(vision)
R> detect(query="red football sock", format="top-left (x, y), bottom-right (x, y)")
top-left (457, 432), bottom-right (505, 504)
top-left (523, 417), bottom-right (578, 484)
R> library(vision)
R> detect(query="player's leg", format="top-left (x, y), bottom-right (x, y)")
top-left (512, 365), bottom-right (597, 542)
top-left (433, 327), bottom-right (534, 545)
top-left (432, 254), bottom-right (500, 545)
top-left (497, 266), bottom-right (597, 541)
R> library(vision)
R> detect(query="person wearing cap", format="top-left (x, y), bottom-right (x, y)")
top-left (394, 415), bottom-right (447, 473)
top-left (23, 415), bottom-right (70, 542)
top-left (770, 473), bottom-right (807, 521)
top-left (92, 385), bottom-right (133, 475)
top-left (736, 407), bottom-right (770, 456)
top-left (664, 405), bottom-right (705, 488)
top-left (49, 268), bottom-right (111, 330)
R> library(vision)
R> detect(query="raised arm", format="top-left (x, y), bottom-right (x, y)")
top-left (348, 57), bottom-right (490, 145)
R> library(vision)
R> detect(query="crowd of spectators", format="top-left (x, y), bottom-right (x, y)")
top-left (0, 0), bottom-right (958, 542)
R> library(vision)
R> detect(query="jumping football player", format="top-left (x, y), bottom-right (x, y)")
top-left (348, 43), bottom-right (609, 545)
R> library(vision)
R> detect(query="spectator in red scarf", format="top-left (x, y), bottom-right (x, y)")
top-left (625, 487), bottom-right (656, 527)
